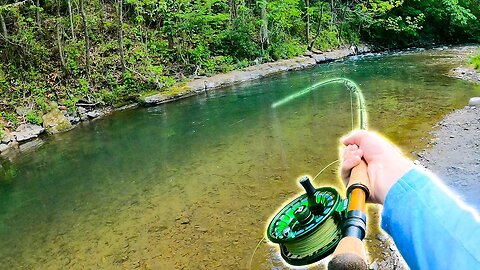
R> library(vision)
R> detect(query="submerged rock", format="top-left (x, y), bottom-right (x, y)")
top-left (13, 124), bottom-right (45, 142)
top-left (42, 109), bottom-right (73, 134)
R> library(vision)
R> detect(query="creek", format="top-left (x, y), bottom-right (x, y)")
top-left (0, 46), bottom-right (479, 269)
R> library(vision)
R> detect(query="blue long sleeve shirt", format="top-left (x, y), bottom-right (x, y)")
top-left (381, 168), bottom-right (480, 270)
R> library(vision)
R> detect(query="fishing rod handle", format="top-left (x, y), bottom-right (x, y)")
top-left (328, 159), bottom-right (370, 270)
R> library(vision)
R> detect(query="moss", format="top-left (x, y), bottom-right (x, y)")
top-left (164, 83), bottom-right (190, 96)
top-left (138, 83), bottom-right (191, 102)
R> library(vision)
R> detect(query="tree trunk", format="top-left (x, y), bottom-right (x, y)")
top-left (98, 0), bottom-right (105, 33)
top-left (329, 0), bottom-right (335, 44)
top-left (308, 3), bottom-right (324, 51)
top-left (118, 0), bottom-right (126, 74)
top-left (167, 35), bottom-right (174, 50)
top-left (229, 0), bottom-right (237, 19)
top-left (305, 0), bottom-right (310, 46)
top-left (56, 0), bottom-right (66, 68)
top-left (68, 0), bottom-right (76, 40)
top-left (79, 0), bottom-right (90, 81)
top-left (0, 13), bottom-right (7, 39)
top-left (260, 0), bottom-right (269, 52)
top-left (36, 0), bottom-right (41, 28)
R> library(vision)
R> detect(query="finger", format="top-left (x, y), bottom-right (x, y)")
top-left (341, 130), bottom-right (369, 146)
top-left (342, 155), bottom-right (361, 171)
top-left (341, 155), bottom-right (361, 183)
top-left (345, 144), bottom-right (359, 151)
top-left (342, 147), bottom-right (363, 161)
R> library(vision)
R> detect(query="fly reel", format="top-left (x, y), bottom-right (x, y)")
top-left (267, 176), bottom-right (348, 266)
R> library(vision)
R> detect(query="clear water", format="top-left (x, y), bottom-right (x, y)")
top-left (0, 47), bottom-right (479, 269)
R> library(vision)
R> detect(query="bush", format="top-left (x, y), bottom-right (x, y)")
top-left (26, 110), bottom-right (42, 125)
top-left (470, 53), bottom-right (480, 70)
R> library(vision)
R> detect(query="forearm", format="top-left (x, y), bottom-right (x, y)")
top-left (381, 168), bottom-right (480, 270)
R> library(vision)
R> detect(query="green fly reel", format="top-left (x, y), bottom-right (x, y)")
top-left (267, 176), bottom-right (348, 266)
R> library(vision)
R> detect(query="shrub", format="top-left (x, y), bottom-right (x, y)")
top-left (26, 110), bottom-right (42, 125)
top-left (470, 53), bottom-right (480, 70)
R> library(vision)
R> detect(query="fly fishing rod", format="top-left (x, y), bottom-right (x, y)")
top-left (267, 78), bottom-right (371, 270)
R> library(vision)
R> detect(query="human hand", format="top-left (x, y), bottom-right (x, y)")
top-left (340, 130), bottom-right (414, 204)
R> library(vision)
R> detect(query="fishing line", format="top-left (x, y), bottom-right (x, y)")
top-left (248, 236), bottom-right (266, 270)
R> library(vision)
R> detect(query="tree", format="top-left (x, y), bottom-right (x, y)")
top-left (56, 0), bottom-right (65, 68)
top-left (118, 0), bottom-right (126, 75)
top-left (67, 0), bottom-right (76, 40)
top-left (78, 0), bottom-right (90, 82)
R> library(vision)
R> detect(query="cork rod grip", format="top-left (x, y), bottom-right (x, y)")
top-left (347, 159), bottom-right (370, 212)
top-left (328, 159), bottom-right (371, 270)
top-left (348, 159), bottom-right (370, 190)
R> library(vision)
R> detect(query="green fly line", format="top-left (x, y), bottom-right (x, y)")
top-left (271, 77), bottom-right (368, 130)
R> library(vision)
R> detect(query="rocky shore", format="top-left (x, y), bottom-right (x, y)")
top-left (0, 45), bottom-right (372, 157)
top-left (417, 104), bottom-right (480, 208)
top-left (450, 67), bottom-right (480, 84)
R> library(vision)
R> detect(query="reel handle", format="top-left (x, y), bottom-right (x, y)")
top-left (328, 159), bottom-right (370, 270)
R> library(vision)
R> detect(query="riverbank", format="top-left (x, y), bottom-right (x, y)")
top-left (0, 45), bottom-right (372, 157)
top-left (417, 104), bottom-right (480, 208)
top-left (450, 67), bottom-right (480, 84)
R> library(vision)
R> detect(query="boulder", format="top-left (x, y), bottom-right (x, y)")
top-left (0, 143), bottom-right (9, 153)
top-left (311, 54), bottom-right (327, 63)
top-left (42, 109), bottom-right (73, 134)
top-left (77, 106), bottom-right (89, 121)
top-left (1, 130), bottom-right (14, 144)
top-left (86, 110), bottom-right (101, 118)
top-left (19, 138), bottom-right (44, 152)
top-left (469, 97), bottom-right (480, 106)
top-left (13, 124), bottom-right (45, 142)
top-left (143, 93), bottom-right (171, 105)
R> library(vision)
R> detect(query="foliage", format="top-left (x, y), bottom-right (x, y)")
top-left (0, 0), bottom-right (479, 126)
top-left (365, 0), bottom-right (480, 46)
top-left (25, 110), bottom-right (42, 125)
top-left (470, 53), bottom-right (480, 70)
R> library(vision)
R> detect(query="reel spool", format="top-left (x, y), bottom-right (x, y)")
top-left (267, 176), bottom-right (348, 266)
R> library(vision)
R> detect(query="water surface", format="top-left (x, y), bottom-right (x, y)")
top-left (1, 46), bottom-right (479, 269)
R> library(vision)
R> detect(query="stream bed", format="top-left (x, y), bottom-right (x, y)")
top-left (1, 46), bottom-right (479, 269)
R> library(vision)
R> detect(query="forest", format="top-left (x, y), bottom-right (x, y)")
top-left (0, 0), bottom-right (479, 129)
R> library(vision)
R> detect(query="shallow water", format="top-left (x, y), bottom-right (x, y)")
top-left (1, 46), bottom-right (479, 269)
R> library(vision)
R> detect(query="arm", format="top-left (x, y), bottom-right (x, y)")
top-left (340, 131), bottom-right (480, 270)
top-left (382, 168), bottom-right (480, 270)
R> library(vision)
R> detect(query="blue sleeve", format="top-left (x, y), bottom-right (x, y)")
top-left (381, 168), bottom-right (480, 270)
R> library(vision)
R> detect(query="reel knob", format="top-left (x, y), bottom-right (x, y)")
top-left (300, 176), bottom-right (325, 215)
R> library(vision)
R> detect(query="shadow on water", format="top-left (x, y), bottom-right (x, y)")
top-left (0, 47), bottom-right (479, 269)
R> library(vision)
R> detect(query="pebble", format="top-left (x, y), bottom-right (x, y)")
top-left (376, 233), bottom-right (387, 242)
top-left (179, 218), bottom-right (190, 225)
